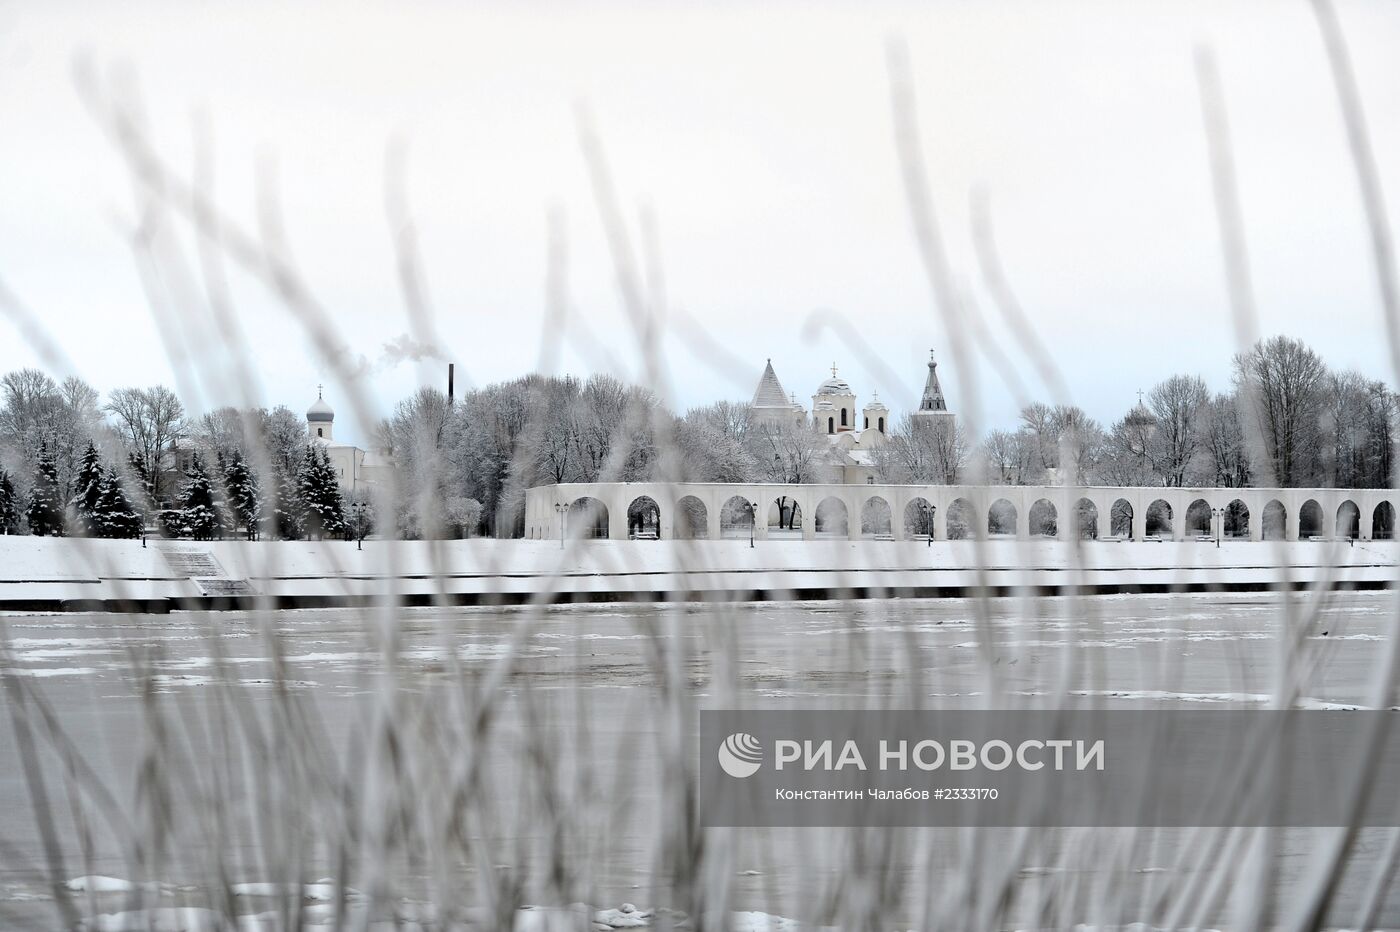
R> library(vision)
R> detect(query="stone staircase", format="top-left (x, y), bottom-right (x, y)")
top-left (157, 545), bottom-right (258, 598)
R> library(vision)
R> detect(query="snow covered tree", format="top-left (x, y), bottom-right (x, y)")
top-left (176, 453), bottom-right (227, 540)
top-left (222, 450), bottom-right (262, 540)
top-left (298, 444), bottom-right (345, 539)
top-left (69, 442), bottom-right (105, 536)
top-left (26, 443), bottom-right (64, 536)
top-left (0, 468), bottom-right (18, 534)
top-left (95, 470), bottom-right (142, 538)
top-left (272, 463), bottom-right (305, 540)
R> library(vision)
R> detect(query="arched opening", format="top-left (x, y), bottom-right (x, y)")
top-left (627, 496), bottom-right (661, 540)
top-left (1299, 500), bottom-right (1323, 538)
top-left (1111, 499), bottom-right (1133, 538)
top-left (815, 497), bottom-right (849, 536)
top-left (1374, 501), bottom-right (1395, 540)
top-left (568, 497), bottom-right (609, 539)
top-left (988, 499), bottom-right (1017, 537)
top-left (768, 496), bottom-right (803, 537)
top-left (1145, 500), bottom-right (1173, 539)
top-left (316, 427), bottom-right (323, 438)
top-left (1185, 499), bottom-right (1212, 537)
top-left (878, 416), bottom-right (885, 432)
top-left (947, 498), bottom-right (975, 540)
top-left (827, 417), bottom-right (834, 435)
top-left (841, 408), bottom-right (848, 427)
top-left (1075, 498), bottom-right (1099, 540)
top-left (1263, 500), bottom-right (1287, 540)
top-left (1336, 500), bottom-right (1360, 540)
top-left (904, 497), bottom-right (935, 539)
top-left (1028, 499), bottom-right (1057, 538)
top-left (1225, 499), bottom-right (1250, 538)
top-left (861, 496), bottom-right (893, 539)
top-left (675, 496), bottom-right (708, 539)
top-left (720, 496), bottom-right (755, 538)
top-left (864, 415), bottom-right (869, 429)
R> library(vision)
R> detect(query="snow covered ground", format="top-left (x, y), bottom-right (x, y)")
top-left (0, 536), bottom-right (1395, 610)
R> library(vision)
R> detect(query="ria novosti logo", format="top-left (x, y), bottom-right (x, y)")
top-left (718, 733), bottom-right (763, 778)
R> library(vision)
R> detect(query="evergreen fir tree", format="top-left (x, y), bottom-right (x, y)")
top-left (26, 443), bottom-right (65, 536)
top-left (177, 453), bottom-right (226, 540)
top-left (223, 450), bottom-right (262, 540)
top-left (95, 471), bottom-right (143, 539)
top-left (273, 462), bottom-right (305, 540)
top-left (298, 444), bottom-right (345, 539)
top-left (0, 468), bottom-right (18, 534)
top-left (69, 442), bottom-right (105, 537)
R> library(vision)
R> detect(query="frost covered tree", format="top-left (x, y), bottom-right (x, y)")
top-left (876, 415), bottom-right (967, 484)
top-left (106, 385), bottom-right (186, 506)
top-left (69, 442), bottom-right (106, 536)
top-left (298, 444), bottom-right (345, 539)
top-left (1233, 336), bottom-right (1327, 487)
top-left (94, 470), bottom-right (142, 539)
top-left (26, 443), bottom-right (64, 536)
top-left (222, 450), bottom-right (262, 540)
top-left (175, 454), bottom-right (227, 541)
top-left (272, 463), bottom-right (305, 540)
top-left (1146, 374), bottom-right (1210, 487)
top-left (0, 468), bottom-right (18, 533)
top-left (677, 401), bottom-right (756, 482)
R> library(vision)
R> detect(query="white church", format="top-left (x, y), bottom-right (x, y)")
top-left (749, 350), bottom-right (955, 484)
top-left (306, 389), bottom-right (395, 493)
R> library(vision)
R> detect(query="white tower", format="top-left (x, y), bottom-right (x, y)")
top-left (307, 385), bottom-right (334, 441)
top-left (812, 363), bottom-right (856, 435)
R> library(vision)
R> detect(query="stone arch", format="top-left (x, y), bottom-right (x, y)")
top-left (815, 497), bottom-right (849, 535)
top-left (719, 495), bottom-right (755, 538)
top-left (1374, 501), bottom-right (1395, 540)
top-left (1299, 499), bottom-right (1324, 538)
top-left (674, 496), bottom-right (708, 539)
top-left (904, 497), bottom-right (935, 539)
top-left (878, 416), bottom-right (885, 432)
top-left (1028, 498), bottom-right (1057, 537)
top-left (988, 498), bottom-right (1017, 537)
top-left (841, 408), bottom-right (848, 427)
top-left (1263, 500), bottom-right (1287, 540)
top-left (627, 496), bottom-right (661, 540)
top-left (1110, 499), bottom-right (1133, 538)
top-left (1185, 499), bottom-right (1212, 537)
top-left (1336, 500), bottom-right (1361, 539)
top-left (827, 416), bottom-right (835, 434)
top-left (1074, 498), bottom-right (1099, 539)
top-left (861, 496), bottom-right (893, 538)
top-left (568, 497), bottom-right (609, 539)
top-left (1225, 499), bottom-right (1250, 539)
top-left (1145, 499), bottom-right (1173, 538)
top-left (768, 496), bottom-right (803, 535)
top-left (947, 498), bottom-right (975, 540)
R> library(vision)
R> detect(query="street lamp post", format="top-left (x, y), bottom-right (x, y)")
top-left (923, 503), bottom-right (936, 547)
top-left (350, 501), bottom-right (367, 550)
top-left (554, 502), bottom-right (567, 549)
top-left (748, 500), bottom-right (756, 549)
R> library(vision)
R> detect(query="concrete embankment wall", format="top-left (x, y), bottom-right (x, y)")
top-left (0, 537), bottom-right (1396, 613)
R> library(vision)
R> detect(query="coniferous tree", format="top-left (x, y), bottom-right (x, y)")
top-left (69, 441), bottom-right (105, 536)
top-left (298, 444), bottom-right (345, 539)
top-left (223, 450), bottom-right (262, 540)
top-left (177, 453), bottom-right (226, 540)
top-left (26, 443), bottom-right (65, 536)
top-left (273, 462), bottom-right (304, 540)
top-left (95, 470), bottom-right (143, 539)
top-left (0, 468), bottom-right (18, 534)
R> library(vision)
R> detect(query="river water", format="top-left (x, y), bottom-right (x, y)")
top-left (1, 590), bottom-right (1396, 928)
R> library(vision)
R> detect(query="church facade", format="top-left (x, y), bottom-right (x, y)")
top-left (749, 350), bottom-right (955, 484)
top-left (305, 390), bottom-right (395, 494)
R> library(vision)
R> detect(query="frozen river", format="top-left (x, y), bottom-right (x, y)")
top-left (1, 590), bottom-right (1397, 928)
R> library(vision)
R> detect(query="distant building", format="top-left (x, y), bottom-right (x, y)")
top-left (749, 352), bottom-right (954, 484)
top-left (306, 388), bottom-right (394, 493)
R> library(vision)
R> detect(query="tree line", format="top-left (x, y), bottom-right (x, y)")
top-left (1, 335), bottom-right (1392, 540)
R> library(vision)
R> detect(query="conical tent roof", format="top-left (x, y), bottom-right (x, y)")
top-left (918, 349), bottom-right (948, 413)
top-left (752, 359), bottom-right (791, 408)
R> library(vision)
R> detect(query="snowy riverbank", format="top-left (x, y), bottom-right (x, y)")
top-left (0, 536), bottom-right (1396, 612)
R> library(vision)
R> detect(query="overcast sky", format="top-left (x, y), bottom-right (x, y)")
top-left (2, 1), bottom-right (1399, 445)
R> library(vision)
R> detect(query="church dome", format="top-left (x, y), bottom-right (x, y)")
top-left (307, 394), bottom-right (334, 423)
top-left (865, 392), bottom-right (888, 412)
top-left (816, 376), bottom-right (852, 395)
